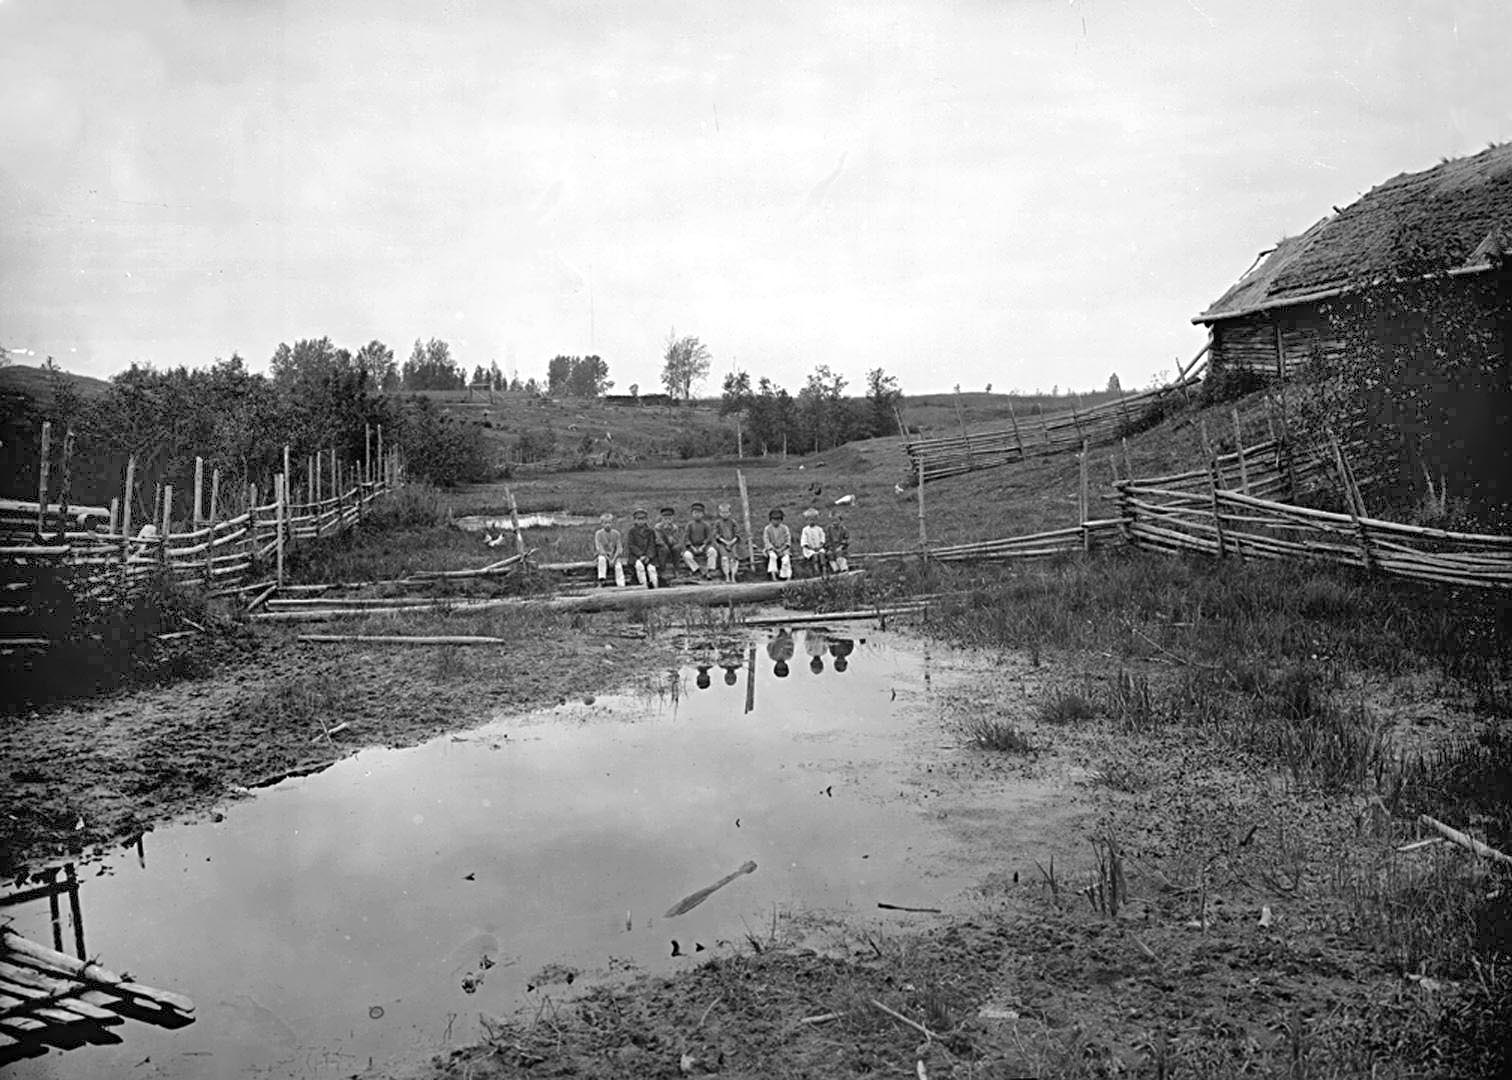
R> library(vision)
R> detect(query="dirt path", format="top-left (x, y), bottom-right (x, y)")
top-left (1, 625), bottom-right (680, 875)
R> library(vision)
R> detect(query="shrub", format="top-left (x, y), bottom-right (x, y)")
top-left (958, 715), bottom-right (1037, 753)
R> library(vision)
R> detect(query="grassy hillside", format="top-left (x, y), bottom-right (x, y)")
top-left (0, 363), bottom-right (111, 407)
top-left (437, 385), bottom-right (1277, 565)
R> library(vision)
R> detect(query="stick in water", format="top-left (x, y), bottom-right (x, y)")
top-left (664, 861), bottom-right (758, 917)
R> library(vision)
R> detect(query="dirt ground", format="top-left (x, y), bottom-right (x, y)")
top-left (0, 621), bottom-right (681, 876)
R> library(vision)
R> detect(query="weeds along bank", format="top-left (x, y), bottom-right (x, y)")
top-left (894, 553), bottom-right (1509, 1075)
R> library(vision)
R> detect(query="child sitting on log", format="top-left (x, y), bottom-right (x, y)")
top-left (626, 507), bottom-right (659, 588)
top-left (594, 512), bottom-right (625, 587)
top-left (682, 501), bottom-right (717, 579)
top-left (762, 508), bottom-right (792, 581)
top-left (654, 506), bottom-right (682, 582)
top-left (799, 507), bottom-right (827, 578)
top-left (826, 508), bottom-right (850, 572)
top-left (712, 503), bottom-right (741, 583)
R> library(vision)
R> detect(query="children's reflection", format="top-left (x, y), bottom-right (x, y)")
top-left (766, 629), bottom-right (795, 678)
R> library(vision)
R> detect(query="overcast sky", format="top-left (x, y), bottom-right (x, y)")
top-left (2, 0), bottom-right (1508, 395)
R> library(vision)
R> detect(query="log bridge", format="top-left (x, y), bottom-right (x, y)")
top-left (0, 923), bottom-right (194, 1063)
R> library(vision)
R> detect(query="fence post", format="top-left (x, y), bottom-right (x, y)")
top-left (365, 423), bottom-right (373, 485)
top-left (376, 425), bottom-right (383, 491)
top-left (159, 484), bottom-right (172, 568)
top-left (506, 486), bottom-right (526, 560)
top-left (1079, 440), bottom-right (1090, 554)
top-left (205, 468), bottom-right (220, 584)
top-left (1329, 430), bottom-right (1375, 574)
top-left (1207, 456), bottom-right (1228, 560)
top-left (916, 458), bottom-right (927, 552)
top-left (1232, 408), bottom-right (1250, 494)
top-left (120, 455), bottom-right (136, 585)
top-left (57, 427), bottom-right (75, 537)
top-left (35, 420), bottom-right (51, 536)
top-left (109, 497), bottom-right (119, 537)
top-left (122, 456), bottom-right (136, 538)
top-left (193, 456), bottom-right (204, 528)
top-left (275, 473), bottom-right (286, 586)
top-left (737, 469), bottom-right (757, 572)
top-left (1006, 398), bottom-right (1025, 461)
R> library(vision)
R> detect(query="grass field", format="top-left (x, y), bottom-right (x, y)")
top-left (434, 385), bottom-right (1275, 566)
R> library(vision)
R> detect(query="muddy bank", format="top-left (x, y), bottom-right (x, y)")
top-left (0, 622), bottom-right (680, 874)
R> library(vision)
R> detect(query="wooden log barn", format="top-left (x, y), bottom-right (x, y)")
top-left (1193, 142), bottom-right (1511, 379)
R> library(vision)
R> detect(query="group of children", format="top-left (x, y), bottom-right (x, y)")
top-left (592, 502), bottom-right (851, 588)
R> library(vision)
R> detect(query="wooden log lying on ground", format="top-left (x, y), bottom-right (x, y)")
top-left (1419, 815), bottom-right (1512, 865)
top-left (297, 634), bottom-right (509, 645)
top-left (739, 604), bottom-right (928, 626)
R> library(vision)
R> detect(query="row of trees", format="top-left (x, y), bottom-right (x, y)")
top-left (719, 366), bottom-right (903, 455)
top-left (8, 339), bottom-right (493, 513)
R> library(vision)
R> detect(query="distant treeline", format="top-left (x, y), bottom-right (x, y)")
top-left (2, 338), bottom-right (494, 512)
top-left (718, 366), bottom-right (903, 455)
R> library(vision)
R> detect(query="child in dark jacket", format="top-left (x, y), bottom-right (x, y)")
top-left (626, 507), bottom-right (660, 588)
top-left (682, 502), bottom-right (717, 578)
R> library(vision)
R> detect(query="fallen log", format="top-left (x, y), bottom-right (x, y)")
top-left (740, 605), bottom-right (928, 626)
top-left (298, 634), bottom-right (508, 645)
top-left (1418, 815), bottom-right (1512, 865)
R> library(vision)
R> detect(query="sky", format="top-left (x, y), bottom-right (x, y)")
top-left (1, 0), bottom-right (1508, 395)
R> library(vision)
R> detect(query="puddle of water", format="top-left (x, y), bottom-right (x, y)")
top-left (3, 629), bottom-right (1010, 1080)
top-left (453, 512), bottom-right (592, 532)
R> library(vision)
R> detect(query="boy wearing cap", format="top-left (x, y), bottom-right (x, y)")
top-left (593, 512), bottom-right (625, 587)
top-left (799, 507), bottom-right (827, 578)
top-left (654, 506), bottom-right (682, 582)
top-left (762, 508), bottom-right (792, 581)
top-left (712, 503), bottom-right (741, 583)
top-left (625, 507), bottom-right (660, 588)
top-left (682, 502), bottom-right (718, 579)
top-left (826, 508), bottom-right (850, 573)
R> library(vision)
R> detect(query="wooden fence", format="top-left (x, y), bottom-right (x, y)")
top-left (1116, 481), bottom-right (1512, 590)
top-left (866, 421), bottom-right (1512, 590)
top-left (901, 348), bottom-right (1209, 482)
top-left (2, 441), bottom-right (404, 633)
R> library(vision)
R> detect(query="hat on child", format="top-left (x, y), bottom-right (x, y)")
top-left (717, 503), bottom-right (732, 514)
top-left (599, 512), bottom-right (613, 524)
top-left (690, 501), bottom-right (705, 513)
top-left (802, 507), bottom-right (819, 519)
top-left (769, 508), bottom-right (784, 521)
top-left (633, 507), bottom-right (648, 519)
top-left (659, 506), bottom-right (675, 516)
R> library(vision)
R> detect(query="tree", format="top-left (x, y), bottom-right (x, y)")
top-left (401, 338), bottom-right (463, 390)
top-left (661, 333), bottom-right (711, 399)
top-left (720, 369), bottom-right (753, 417)
top-left (798, 365), bottom-right (849, 452)
top-left (1107, 372), bottom-right (1122, 393)
top-left (864, 367), bottom-right (902, 438)
top-left (354, 340), bottom-right (397, 392)
top-left (546, 355), bottom-right (573, 394)
top-left (568, 355), bottom-right (611, 396)
top-left (488, 361), bottom-right (503, 390)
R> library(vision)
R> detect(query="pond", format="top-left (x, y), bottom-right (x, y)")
top-left (452, 512), bottom-right (593, 533)
top-left (3, 629), bottom-right (998, 1079)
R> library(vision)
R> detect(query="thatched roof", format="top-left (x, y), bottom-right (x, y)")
top-left (1196, 143), bottom-right (1512, 323)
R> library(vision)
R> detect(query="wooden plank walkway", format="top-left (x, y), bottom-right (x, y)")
top-left (0, 925), bottom-right (194, 1063)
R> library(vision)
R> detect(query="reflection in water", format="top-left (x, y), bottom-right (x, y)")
top-left (1, 861), bottom-right (87, 960)
top-left (766, 629), bottom-right (795, 678)
top-left (5, 628), bottom-right (951, 1080)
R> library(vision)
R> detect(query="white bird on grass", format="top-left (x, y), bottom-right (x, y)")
top-left (833, 494), bottom-right (854, 506)
top-left (484, 532), bottom-right (508, 548)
